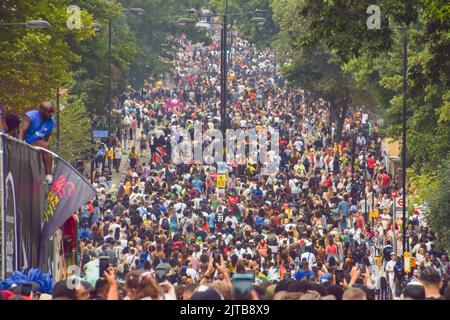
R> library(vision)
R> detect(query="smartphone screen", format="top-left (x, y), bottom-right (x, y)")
top-left (359, 263), bottom-right (366, 273)
top-left (232, 273), bottom-right (254, 299)
top-left (335, 270), bottom-right (344, 284)
top-left (21, 283), bottom-right (33, 296)
top-left (155, 268), bottom-right (168, 282)
top-left (234, 278), bottom-right (254, 295)
top-left (99, 256), bottom-right (110, 278)
top-left (246, 270), bottom-right (256, 282)
top-left (213, 250), bottom-right (221, 263)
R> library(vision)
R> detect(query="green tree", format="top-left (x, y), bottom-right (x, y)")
top-left (272, 0), bottom-right (377, 140)
top-left (0, 0), bottom-right (95, 113)
top-left (210, 0), bottom-right (279, 48)
top-left (425, 154), bottom-right (450, 252)
top-left (271, 0), bottom-right (449, 174)
top-left (68, 0), bottom-right (138, 115)
top-left (342, 4), bottom-right (450, 173)
top-left (283, 44), bottom-right (375, 140)
top-left (119, 0), bottom-right (210, 88)
top-left (271, 0), bottom-right (449, 235)
top-left (57, 94), bottom-right (93, 163)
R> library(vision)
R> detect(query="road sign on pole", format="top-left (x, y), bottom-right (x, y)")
top-left (404, 252), bottom-right (411, 273)
top-left (396, 197), bottom-right (404, 207)
top-left (93, 130), bottom-right (108, 138)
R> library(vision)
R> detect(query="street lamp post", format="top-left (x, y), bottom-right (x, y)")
top-left (371, 183), bottom-right (375, 229)
top-left (57, 23), bottom-right (101, 155)
top-left (400, 26), bottom-right (408, 254)
top-left (220, 0), bottom-right (229, 142)
top-left (107, 8), bottom-right (144, 147)
top-left (351, 130), bottom-right (357, 185)
top-left (177, 3), bottom-right (267, 151)
top-left (108, 17), bottom-right (112, 148)
top-left (363, 147), bottom-right (367, 222)
top-left (56, 88), bottom-right (60, 153)
top-left (228, 20), bottom-right (235, 70)
top-left (0, 20), bottom-right (51, 28)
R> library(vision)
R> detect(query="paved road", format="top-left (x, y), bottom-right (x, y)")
top-left (111, 127), bottom-right (143, 186)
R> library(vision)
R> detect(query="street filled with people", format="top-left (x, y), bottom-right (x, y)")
top-left (2, 27), bottom-right (449, 301)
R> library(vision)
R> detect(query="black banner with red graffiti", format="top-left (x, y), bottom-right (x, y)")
top-left (39, 157), bottom-right (96, 267)
top-left (1, 134), bottom-right (45, 279)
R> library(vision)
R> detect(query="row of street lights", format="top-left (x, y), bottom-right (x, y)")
top-left (177, 0), bottom-right (268, 149)
top-left (106, 8), bottom-right (145, 147)
top-left (0, 7), bottom-right (146, 153)
top-left (1, 3), bottom-right (262, 156)
top-left (2, 10), bottom-right (409, 244)
top-left (0, 20), bottom-right (103, 31)
top-left (0, 20), bottom-right (51, 28)
top-left (180, 6), bottom-right (409, 258)
top-left (1, 19), bottom-right (101, 155)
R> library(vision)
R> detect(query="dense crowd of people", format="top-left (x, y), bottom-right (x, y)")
top-left (2, 27), bottom-right (449, 301)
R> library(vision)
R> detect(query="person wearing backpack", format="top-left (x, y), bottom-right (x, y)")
top-left (95, 144), bottom-right (106, 172)
top-left (169, 210), bottom-right (179, 238)
top-left (267, 232), bottom-right (278, 255)
top-left (160, 214), bottom-right (170, 234)
top-left (129, 147), bottom-right (139, 170)
top-left (338, 194), bottom-right (350, 232)
top-left (385, 252), bottom-right (397, 298)
top-left (300, 245), bottom-right (316, 270)
top-left (345, 234), bottom-right (358, 260)
top-left (382, 240), bottom-right (394, 271)
top-left (394, 256), bottom-right (405, 298)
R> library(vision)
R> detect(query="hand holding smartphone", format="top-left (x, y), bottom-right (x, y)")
top-left (213, 250), bottom-right (221, 264)
top-left (334, 269), bottom-right (344, 284)
top-left (99, 256), bottom-right (110, 278)
top-left (155, 266), bottom-right (168, 283)
top-left (232, 273), bottom-right (254, 300)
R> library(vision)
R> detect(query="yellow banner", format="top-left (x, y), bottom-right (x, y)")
top-left (217, 175), bottom-right (227, 189)
top-left (404, 252), bottom-right (411, 273)
top-left (369, 210), bottom-right (379, 219)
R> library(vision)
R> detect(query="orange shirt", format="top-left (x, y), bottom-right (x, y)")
top-left (124, 181), bottom-right (132, 196)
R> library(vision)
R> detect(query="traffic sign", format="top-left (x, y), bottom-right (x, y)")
top-left (395, 197), bottom-right (407, 210)
top-left (93, 130), bottom-right (108, 138)
top-left (391, 191), bottom-right (398, 198)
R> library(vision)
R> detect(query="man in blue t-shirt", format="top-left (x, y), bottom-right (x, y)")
top-left (19, 102), bottom-right (56, 183)
top-left (338, 194), bottom-right (350, 231)
top-left (208, 211), bottom-right (216, 234)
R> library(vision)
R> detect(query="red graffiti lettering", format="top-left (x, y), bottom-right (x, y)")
top-left (51, 175), bottom-right (76, 199)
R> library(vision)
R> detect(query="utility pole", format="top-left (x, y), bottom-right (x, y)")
top-left (401, 27), bottom-right (408, 254)
top-left (56, 88), bottom-right (61, 154)
top-left (220, 0), bottom-right (228, 146)
top-left (107, 18), bottom-right (112, 148)
top-left (363, 147), bottom-right (367, 222)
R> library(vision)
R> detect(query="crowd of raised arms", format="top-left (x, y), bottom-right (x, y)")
top-left (3, 27), bottom-right (448, 301)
